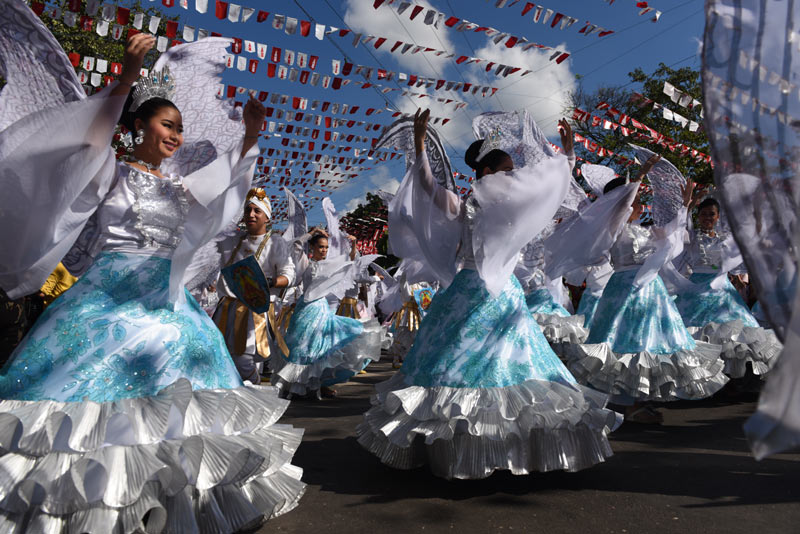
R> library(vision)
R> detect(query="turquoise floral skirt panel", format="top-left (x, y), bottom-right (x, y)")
top-left (675, 273), bottom-right (759, 328)
top-left (525, 288), bottom-right (570, 317)
top-left (0, 252), bottom-right (242, 402)
top-left (577, 293), bottom-right (600, 328)
top-left (401, 269), bottom-right (576, 389)
top-left (586, 270), bottom-right (696, 355)
top-left (283, 297), bottom-right (364, 365)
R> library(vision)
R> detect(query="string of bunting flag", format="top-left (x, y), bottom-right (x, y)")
top-left (597, 0), bottom-right (662, 21)
top-left (574, 105), bottom-right (712, 163)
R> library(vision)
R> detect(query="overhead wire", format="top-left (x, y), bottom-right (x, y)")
top-left (295, 0), bottom-right (478, 175)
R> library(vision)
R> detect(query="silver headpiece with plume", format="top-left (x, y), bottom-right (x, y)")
top-left (129, 66), bottom-right (176, 112)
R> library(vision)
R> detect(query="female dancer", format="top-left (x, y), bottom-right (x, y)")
top-left (673, 197), bottom-right (782, 377)
top-left (358, 109), bottom-right (619, 479)
top-left (560, 159), bottom-right (728, 424)
top-left (270, 229), bottom-right (382, 398)
top-left (0, 9), bottom-right (304, 531)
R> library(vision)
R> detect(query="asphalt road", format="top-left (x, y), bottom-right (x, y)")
top-left (264, 361), bottom-right (800, 534)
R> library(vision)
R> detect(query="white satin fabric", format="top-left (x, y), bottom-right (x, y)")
top-left (544, 183), bottom-right (638, 281)
top-left (544, 181), bottom-right (687, 291)
top-left (389, 151), bottom-right (570, 297)
top-left (292, 232), bottom-right (378, 303)
top-left (0, 84), bottom-right (258, 306)
top-left (663, 229), bottom-right (744, 294)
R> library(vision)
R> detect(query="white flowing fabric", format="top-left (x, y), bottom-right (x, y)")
top-left (632, 208), bottom-right (688, 289)
top-left (661, 232), bottom-right (743, 294)
top-left (470, 156), bottom-right (571, 297)
top-left (545, 179), bottom-right (688, 291)
top-left (322, 197), bottom-right (350, 259)
top-left (0, 85), bottom-right (258, 306)
top-left (388, 152), bottom-right (462, 288)
top-left (0, 0), bottom-right (85, 131)
top-left (388, 152), bottom-right (571, 297)
top-left (281, 186), bottom-right (307, 244)
top-left (0, 33), bottom-right (258, 307)
top-left (702, 0), bottom-right (800, 457)
top-left (544, 182), bottom-right (638, 280)
top-left (0, 92), bottom-right (124, 298)
top-left (746, 277), bottom-right (800, 458)
top-left (301, 253), bottom-right (380, 303)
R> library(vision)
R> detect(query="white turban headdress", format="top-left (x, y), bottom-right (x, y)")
top-left (246, 187), bottom-right (271, 220)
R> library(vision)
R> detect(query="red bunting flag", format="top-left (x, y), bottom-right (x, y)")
top-left (116, 7), bottom-right (130, 25)
top-left (215, 1), bottom-right (228, 20)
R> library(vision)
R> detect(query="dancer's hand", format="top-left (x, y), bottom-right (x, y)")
top-left (242, 96), bottom-right (267, 156)
top-left (681, 178), bottom-right (697, 207)
top-left (687, 183), bottom-right (709, 209)
top-left (120, 33), bottom-right (155, 86)
top-left (112, 33), bottom-right (155, 97)
top-left (633, 154), bottom-right (661, 182)
top-left (558, 118), bottom-right (573, 154)
top-left (243, 97), bottom-right (267, 134)
top-left (414, 108), bottom-right (431, 156)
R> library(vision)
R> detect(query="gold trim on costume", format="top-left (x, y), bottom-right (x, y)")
top-left (336, 296), bottom-right (361, 319)
top-left (214, 296), bottom-right (274, 357)
top-left (393, 299), bottom-right (421, 332)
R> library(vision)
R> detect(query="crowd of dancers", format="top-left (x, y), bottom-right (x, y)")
top-left (0, 2), bottom-right (788, 532)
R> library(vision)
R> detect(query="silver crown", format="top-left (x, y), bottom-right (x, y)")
top-left (129, 67), bottom-right (176, 112)
top-left (477, 126), bottom-right (503, 162)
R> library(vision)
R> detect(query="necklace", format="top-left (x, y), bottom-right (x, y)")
top-left (125, 156), bottom-right (161, 173)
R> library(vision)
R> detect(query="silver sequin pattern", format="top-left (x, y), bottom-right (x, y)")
top-left (610, 224), bottom-right (657, 269)
top-left (127, 169), bottom-right (189, 250)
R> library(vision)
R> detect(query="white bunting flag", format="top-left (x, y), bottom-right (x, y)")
top-left (148, 16), bottom-right (160, 34)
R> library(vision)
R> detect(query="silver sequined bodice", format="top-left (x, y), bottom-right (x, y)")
top-left (610, 224), bottom-right (657, 269)
top-left (90, 164), bottom-right (190, 259)
top-left (686, 230), bottom-right (725, 273)
top-left (127, 169), bottom-right (189, 250)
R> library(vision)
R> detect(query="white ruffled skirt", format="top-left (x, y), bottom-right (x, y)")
top-left (357, 270), bottom-right (619, 479)
top-left (0, 253), bottom-right (305, 532)
top-left (677, 274), bottom-right (782, 378)
top-left (564, 271), bottom-right (729, 403)
top-left (270, 296), bottom-right (382, 395)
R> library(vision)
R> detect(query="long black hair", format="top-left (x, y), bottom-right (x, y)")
top-left (119, 91), bottom-right (180, 133)
top-left (465, 140), bottom-right (510, 179)
top-left (603, 176), bottom-right (628, 195)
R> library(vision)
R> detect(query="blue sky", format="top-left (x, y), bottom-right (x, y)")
top-left (129, 0), bottom-right (706, 226)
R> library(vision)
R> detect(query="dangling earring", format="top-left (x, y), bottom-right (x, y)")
top-left (134, 129), bottom-right (145, 145)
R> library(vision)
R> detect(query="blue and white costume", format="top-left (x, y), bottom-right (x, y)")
top-left (358, 111), bottom-right (619, 479)
top-left (0, 9), bottom-right (304, 531)
top-left (672, 228), bottom-right (782, 377)
top-left (556, 177), bottom-right (728, 403)
top-left (571, 262), bottom-right (613, 329)
top-left (515, 236), bottom-right (588, 352)
top-left (269, 232), bottom-right (382, 395)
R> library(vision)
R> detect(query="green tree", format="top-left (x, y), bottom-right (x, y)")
top-left (37, 1), bottom-right (175, 73)
top-left (568, 63), bottom-right (711, 184)
top-left (339, 193), bottom-right (398, 269)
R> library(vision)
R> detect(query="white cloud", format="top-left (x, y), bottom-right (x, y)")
top-left (342, 165), bottom-right (402, 212)
top-left (342, 3), bottom-right (578, 164)
top-left (368, 165), bottom-right (401, 194)
top-left (463, 41), bottom-right (577, 139)
top-left (343, 0), bottom-right (455, 76)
